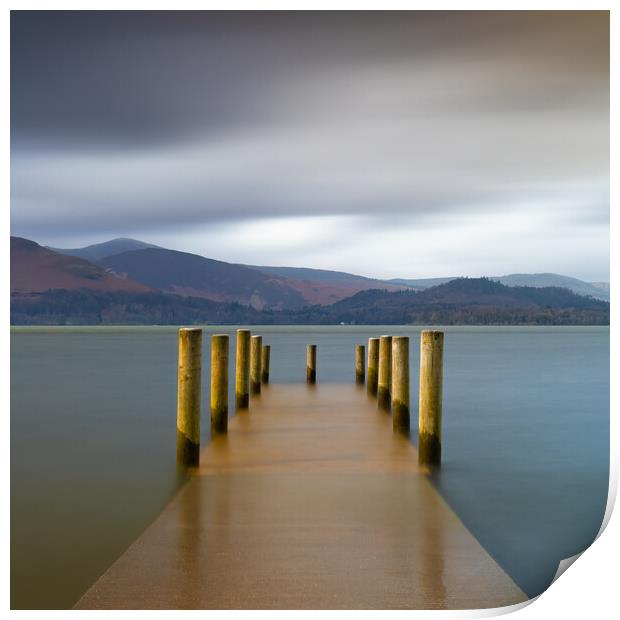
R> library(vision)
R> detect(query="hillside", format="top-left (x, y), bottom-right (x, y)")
top-left (389, 273), bottom-right (609, 301)
top-left (306, 278), bottom-right (610, 325)
top-left (99, 248), bottom-right (306, 310)
top-left (48, 238), bottom-right (161, 261)
top-left (11, 277), bottom-right (609, 326)
top-left (491, 273), bottom-right (609, 301)
top-left (246, 264), bottom-right (407, 304)
top-left (10, 237), bottom-right (152, 294)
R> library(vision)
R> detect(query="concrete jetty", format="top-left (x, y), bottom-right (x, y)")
top-left (76, 384), bottom-right (526, 610)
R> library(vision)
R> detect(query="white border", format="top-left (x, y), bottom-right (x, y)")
top-left (3, 2), bottom-right (615, 618)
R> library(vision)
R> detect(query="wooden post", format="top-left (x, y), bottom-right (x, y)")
top-left (235, 329), bottom-right (251, 410)
top-left (250, 335), bottom-right (262, 395)
top-left (377, 335), bottom-right (392, 410)
top-left (418, 330), bottom-right (444, 466)
top-left (261, 344), bottom-right (271, 384)
top-left (176, 327), bottom-right (202, 466)
top-left (210, 334), bottom-right (228, 434)
top-left (392, 336), bottom-right (410, 433)
top-left (355, 344), bottom-right (365, 384)
top-left (306, 344), bottom-right (317, 384)
top-left (367, 337), bottom-right (379, 396)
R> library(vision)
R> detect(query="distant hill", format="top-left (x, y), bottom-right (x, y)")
top-left (491, 273), bottom-right (609, 301)
top-left (388, 277), bottom-right (456, 290)
top-left (11, 277), bottom-right (609, 326)
top-left (48, 238), bottom-right (161, 262)
top-left (99, 248), bottom-right (306, 310)
top-left (10, 237), bottom-right (152, 294)
top-left (246, 264), bottom-right (408, 304)
top-left (310, 278), bottom-right (610, 325)
top-left (389, 273), bottom-right (609, 301)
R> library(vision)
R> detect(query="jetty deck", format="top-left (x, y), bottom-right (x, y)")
top-left (76, 384), bottom-right (527, 610)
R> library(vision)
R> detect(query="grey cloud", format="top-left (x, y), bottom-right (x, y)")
top-left (10, 10), bottom-right (609, 280)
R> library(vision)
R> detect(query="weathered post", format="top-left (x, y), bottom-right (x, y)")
top-left (261, 344), bottom-right (271, 384)
top-left (377, 335), bottom-right (392, 410)
top-left (176, 327), bottom-right (202, 466)
top-left (235, 329), bottom-right (251, 410)
top-left (367, 337), bottom-right (379, 396)
top-left (355, 344), bottom-right (365, 384)
top-left (306, 344), bottom-right (317, 384)
top-left (250, 335), bottom-right (262, 395)
top-left (391, 336), bottom-right (410, 433)
top-left (210, 334), bottom-right (228, 434)
top-left (418, 330), bottom-right (444, 466)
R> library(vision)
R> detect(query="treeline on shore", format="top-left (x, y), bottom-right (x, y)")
top-left (11, 278), bottom-right (610, 326)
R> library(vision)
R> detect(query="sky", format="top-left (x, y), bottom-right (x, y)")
top-left (10, 11), bottom-right (609, 281)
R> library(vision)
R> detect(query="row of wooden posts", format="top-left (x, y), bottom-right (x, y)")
top-left (176, 328), bottom-right (271, 466)
top-left (354, 331), bottom-right (444, 467)
top-left (176, 327), bottom-right (443, 468)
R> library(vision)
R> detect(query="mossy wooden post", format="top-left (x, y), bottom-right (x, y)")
top-left (377, 335), bottom-right (392, 410)
top-left (261, 344), bottom-right (271, 384)
top-left (176, 327), bottom-right (202, 466)
top-left (418, 330), bottom-right (444, 466)
top-left (367, 337), bottom-right (379, 396)
top-left (306, 344), bottom-right (317, 384)
top-left (210, 334), bottom-right (228, 434)
top-left (250, 335), bottom-right (262, 395)
top-left (392, 336), bottom-right (410, 433)
top-left (355, 344), bottom-right (365, 384)
top-left (235, 329), bottom-right (251, 410)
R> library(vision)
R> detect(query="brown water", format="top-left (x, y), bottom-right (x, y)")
top-left (10, 326), bottom-right (609, 608)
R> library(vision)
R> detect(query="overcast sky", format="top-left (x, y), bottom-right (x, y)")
top-left (11, 11), bottom-right (609, 280)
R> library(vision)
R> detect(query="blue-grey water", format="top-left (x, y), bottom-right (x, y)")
top-left (10, 326), bottom-right (609, 609)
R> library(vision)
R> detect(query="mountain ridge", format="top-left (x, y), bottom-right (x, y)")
top-left (11, 277), bottom-right (609, 326)
top-left (10, 237), bottom-right (152, 294)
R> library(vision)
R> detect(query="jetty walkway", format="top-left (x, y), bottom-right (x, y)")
top-left (76, 383), bottom-right (526, 609)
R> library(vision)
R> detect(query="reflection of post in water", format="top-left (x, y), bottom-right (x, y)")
top-left (176, 481), bottom-right (204, 606)
top-left (421, 472), bottom-right (447, 609)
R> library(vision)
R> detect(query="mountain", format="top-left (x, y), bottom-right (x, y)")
top-left (48, 238), bottom-right (161, 262)
top-left (246, 265), bottom-right (408, 304)
top-left (99, 248), bottom-right (306, 310)
top-left (11, 277), bottom-right (609, 326)
top-left (10, 237), bottom-right (152, 294)
top-left (311, 277), bottom-right (610, 325)
top-left (491, 273), bottom-right (609, 301)
top-left (389, 273), bottom-right (610, 301)
top-left (388, 277), bottom-right (456, 290)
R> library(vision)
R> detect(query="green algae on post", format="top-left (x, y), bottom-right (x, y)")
top-left (210, 334), bottom-right (229, 435)
top-left (306, 344), bottom-right (317, 384)
top-left (377, 335), bottom-right (392, 411)
top-left (418, 330), bottom-right (444, 467)
top-left (367, 337), bottom-right (379, 396)
top-left (235, 329), bottom-right (251, 409)
top-left (250, 335), bottom-right (262, 395)
top-left (392, 336), bottom-right (410, 434)
top-left (176, 327), bottom-right (202, 466)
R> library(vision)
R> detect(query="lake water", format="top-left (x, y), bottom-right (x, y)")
top-left (10, 325), bottom-right (609, 609)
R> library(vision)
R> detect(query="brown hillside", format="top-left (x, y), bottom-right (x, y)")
top-left (11, 237), bottom-right (152, 293)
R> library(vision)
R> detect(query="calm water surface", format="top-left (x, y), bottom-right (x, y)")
top-left (10, 326), bottom-right (609, 608)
